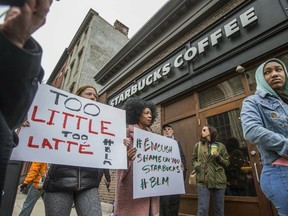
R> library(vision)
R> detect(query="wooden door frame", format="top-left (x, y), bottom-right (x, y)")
top-left (198, 98), bottom-right (274, 216)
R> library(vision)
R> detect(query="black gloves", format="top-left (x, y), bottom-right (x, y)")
top-left (19, 183), bottom-right (28, 192)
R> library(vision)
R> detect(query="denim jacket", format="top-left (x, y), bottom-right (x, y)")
top-left (241, 90), bottom-right (288, 165)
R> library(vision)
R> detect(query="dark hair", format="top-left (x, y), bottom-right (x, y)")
top-left (162, 124), bottom-right (172, 130)
top-left (200, 125), bottom-right (218, 144)
top-left (75, 85), bottom-right (97, 97)
top-left (123, 97), bottom-right (157, 125)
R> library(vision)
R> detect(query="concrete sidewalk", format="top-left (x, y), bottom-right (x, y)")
top-left (13, 191), bottom-right (113, 216)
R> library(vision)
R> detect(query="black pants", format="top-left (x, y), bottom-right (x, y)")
top-left (160, 194), bottom-right (181, 216)
top-left (0, 112), bottom-right (16, 206)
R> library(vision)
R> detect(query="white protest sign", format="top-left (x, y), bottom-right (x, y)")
top-left (133, 127), bottom-right (185, 199)
top-left (11, 84), bottom-right (127, 169)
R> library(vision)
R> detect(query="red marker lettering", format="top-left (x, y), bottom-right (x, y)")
top-left (101, 121), bottom-right (115, 137)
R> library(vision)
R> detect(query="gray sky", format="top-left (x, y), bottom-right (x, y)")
top-left (30, 0), bottom-right (168, 81)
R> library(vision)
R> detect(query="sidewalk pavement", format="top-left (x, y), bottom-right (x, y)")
top-left (13, 190), bottom-right (113, 216)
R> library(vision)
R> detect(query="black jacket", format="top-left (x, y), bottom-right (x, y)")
top-left (177, 140), bottom-right (187, 180)
top-left (43, 164), bottom-right (100, 192)
top-left (0, 32), bottom-right (43, 130)
top-left (0, 32), bottom-right (43, 205)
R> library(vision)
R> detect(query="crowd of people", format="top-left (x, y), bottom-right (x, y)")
top-left (1, 1), bottom-right (288, 216)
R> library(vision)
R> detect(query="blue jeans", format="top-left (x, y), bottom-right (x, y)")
top-left (196, 186), bottom-right (225, 216)
top-left (260, 164), bottom-right (288, 216)
top-left (19, 186), bottom-right (44, 216)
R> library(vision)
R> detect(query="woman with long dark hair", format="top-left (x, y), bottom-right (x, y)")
top-left (114, 97), bottom-right (159, 216)
top-left (192, 125), bottom-right (229, 216)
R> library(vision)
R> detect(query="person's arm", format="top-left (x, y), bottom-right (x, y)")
top-left (177, 141), bottom-right (187, 179)
top-left (215, 143), bottom-right (230, 168)
top-left (0, 0), bottom-right (51, 48)
top-left (0, 0), bottom-right (52, 129)
top-left (191, 142), bottom-right (201, 172)
top-left (20, 162), bottom-right (40, 191)
top-left (177, 141), bottom-right (186, 168)
top-left (241, 96), bottom-right (288, 158)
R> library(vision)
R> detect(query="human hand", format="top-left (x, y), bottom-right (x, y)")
top-left (0, 0), bottom-right (53, 48)
top-left (180, 162), bottom-right (184, 171)
top-left (22, 120), bottom-right (30, 127)
top-left (127, 147), bottom-right (136, 161)
top-left (123, 138), bottom-right (131, 147)
top-left (19, 183), bottom-right (28, 192)
top-left (212, 151), bottom-right (219, 158)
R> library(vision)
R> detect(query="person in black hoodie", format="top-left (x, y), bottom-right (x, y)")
top-left (0, 0), bottom-right (52, 205)
top-left (43, 85), bottom-right (102, 216)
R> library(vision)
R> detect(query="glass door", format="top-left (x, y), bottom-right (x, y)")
top-left (206, 109), bottom-right (256, 197)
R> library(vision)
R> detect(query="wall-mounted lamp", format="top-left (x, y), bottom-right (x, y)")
top-left (236, 65), bottom-right (245, 73)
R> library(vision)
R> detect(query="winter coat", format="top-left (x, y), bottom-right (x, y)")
top-left (192, 141), bottom-right (229, 189)
top-left (24, 162), bottom-right (47, 189)
top-left (0, 32), bottom-right (44, 130)
top-left (114, 124), bottom-right (159, 216)
top-left (43, 164), bottom-right (99, 192)
top-left (0, 31), bottom-right (43, 203)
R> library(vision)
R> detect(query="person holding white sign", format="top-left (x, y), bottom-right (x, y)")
top-left (192, 125), bottom-right (229, 216)
top-left (43, 85), bottom-right (102, 216)
top-left (114, 97), bottom-right (159, 216)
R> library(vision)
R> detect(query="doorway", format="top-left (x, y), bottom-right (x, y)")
top-left (199, 101), bottom-right (275, 216)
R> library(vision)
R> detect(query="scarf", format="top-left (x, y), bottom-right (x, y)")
top-left (275, 90), bottom-right (288, 104)
top-left (255, 58), bottom-right (288, 99)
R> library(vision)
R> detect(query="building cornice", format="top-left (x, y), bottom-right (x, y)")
top-left (94, 0), bottom-right (226, 94)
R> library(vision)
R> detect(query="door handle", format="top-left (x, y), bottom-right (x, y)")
top-left (253, 163), bottom-right (260, 183)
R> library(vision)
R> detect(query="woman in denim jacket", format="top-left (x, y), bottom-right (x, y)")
top-left (241, 58), bottom-right (288, 216)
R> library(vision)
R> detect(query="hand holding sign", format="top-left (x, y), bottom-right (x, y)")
top-left (11, 84), bottom-right (127, 169)
top-left (133, 128), bottom-right (185, 199)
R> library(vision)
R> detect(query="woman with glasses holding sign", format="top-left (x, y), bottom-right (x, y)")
top-left (43, 85), bottom-right (102, 216)
top-left (114, 97), bottom-right (159, 216)
top-left (192, 125), bottom-right (229, 216)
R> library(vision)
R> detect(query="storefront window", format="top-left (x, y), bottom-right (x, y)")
top-left (198, 75), bottom-right (245, 108)
top-left (207, 109), bottom-right (257, 197)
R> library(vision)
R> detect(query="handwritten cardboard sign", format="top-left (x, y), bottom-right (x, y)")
top-left (133, 127), bottom-right (185, 199)
top-left (11, 84), bottom-right (127, 169)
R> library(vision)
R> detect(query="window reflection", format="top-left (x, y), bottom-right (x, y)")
top-left (198, 75), bottom-right (245, 109)
top-left (207, 109), bottom-right (256, 197)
